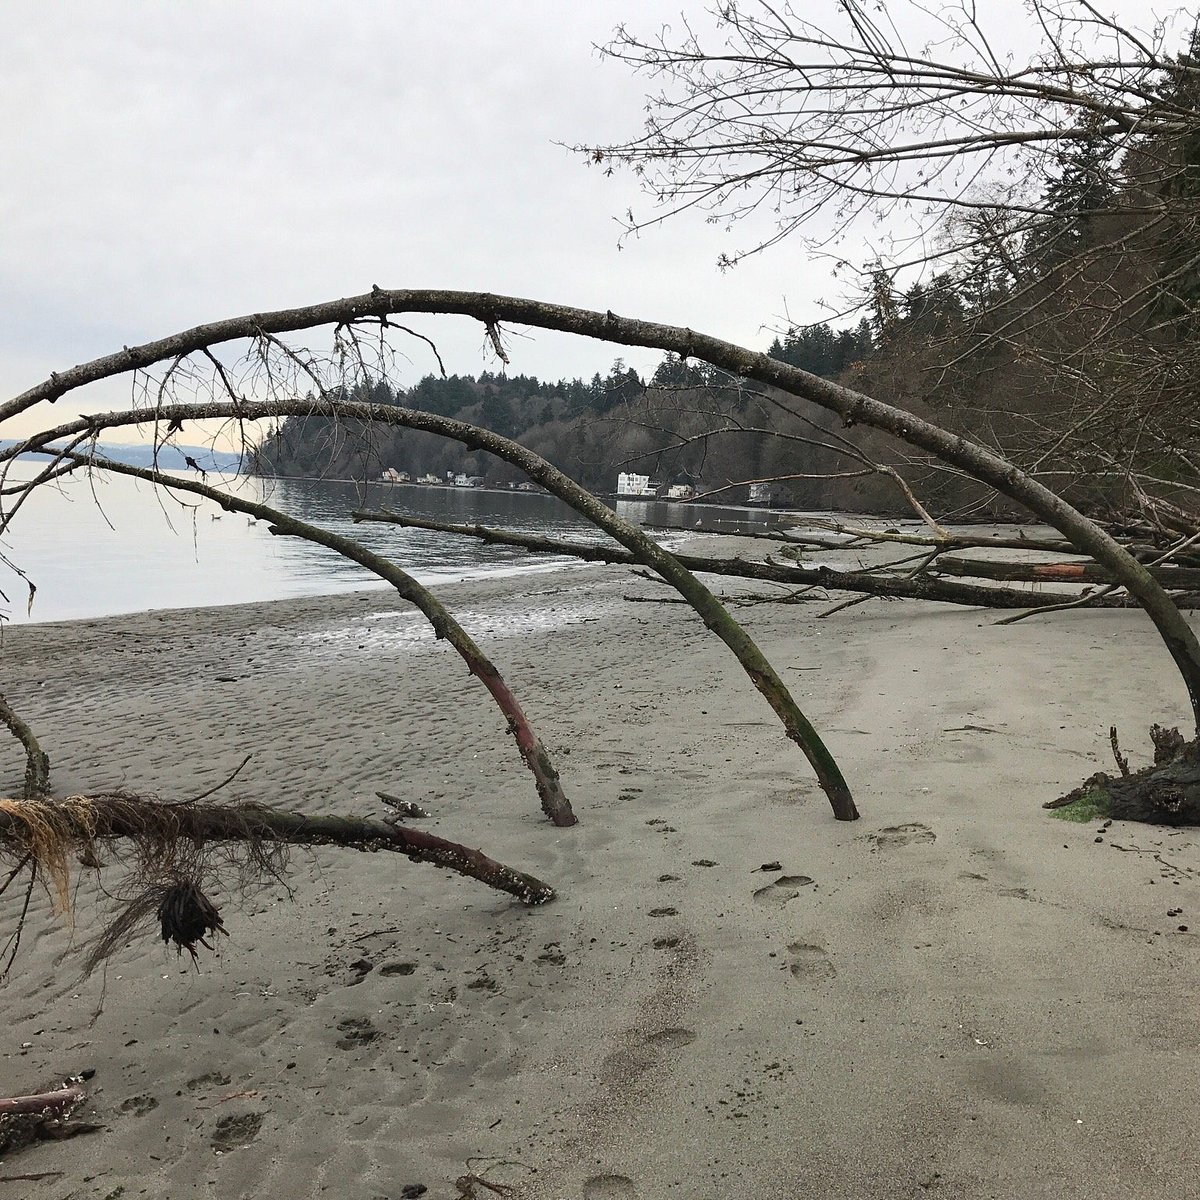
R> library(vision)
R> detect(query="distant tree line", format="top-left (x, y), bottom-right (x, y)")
top-left (251, 326), bottom-right (890, 505)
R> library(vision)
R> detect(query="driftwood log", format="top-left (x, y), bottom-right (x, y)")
top-left (934, 556), bottom-right (1200, 590)
top-left (1105, 728), bottom-right (1200, 825)
top-left (0, 1077), bottom-right (97, 1155)
top-left (350, 511), bottom-right (1200, 612)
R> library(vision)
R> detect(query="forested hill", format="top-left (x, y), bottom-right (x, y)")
top-left (247, 321), bottom-right (904, 509)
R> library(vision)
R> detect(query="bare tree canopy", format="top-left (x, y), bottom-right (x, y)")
top-left (584, 0), bottom-right (1199, 265)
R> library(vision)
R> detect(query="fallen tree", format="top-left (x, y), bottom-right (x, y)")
top-left (2, 284), bottom-right (1197, 975)
top-left (0, 789), bottom-right (555, 980)
top-left (0, 793), bottom-right (555, 911)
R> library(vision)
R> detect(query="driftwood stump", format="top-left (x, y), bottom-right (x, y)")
top-left (1046, 726), bottom-right (1200, 825)
top-left (1105, 727), bottom-right (1200, 825)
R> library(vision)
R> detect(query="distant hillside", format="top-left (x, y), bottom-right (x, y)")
top-left (1, 441), bottom-right (245, 473)
top-left (247, 336), bottom-right (932, 512)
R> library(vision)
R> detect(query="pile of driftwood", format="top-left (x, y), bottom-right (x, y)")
top-left (349, 510), bottom-right (1200, 620)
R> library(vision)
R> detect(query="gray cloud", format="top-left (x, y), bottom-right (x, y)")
top-left (3, 1), bottom-right (829, 438)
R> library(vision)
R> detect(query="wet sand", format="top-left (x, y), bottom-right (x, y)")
top-left (1, 554), bottom-right (1198, 1199)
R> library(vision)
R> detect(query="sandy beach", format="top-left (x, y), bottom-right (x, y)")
top-left (2, 551), bottom-right (1198, 1199)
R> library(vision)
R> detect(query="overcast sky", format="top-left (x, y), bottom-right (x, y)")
top-left (1, 1), bottom-right (836, 440)
top-left (0, 0), bottom-right (1168, 441)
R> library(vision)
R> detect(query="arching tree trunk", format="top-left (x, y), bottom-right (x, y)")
top-left (8, 290), bottom-right (1199, 786)
top-left (60, 453), bottom-right (578, 828)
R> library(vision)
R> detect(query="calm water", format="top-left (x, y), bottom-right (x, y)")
top-left (0, 467), bottom-right (800, 624)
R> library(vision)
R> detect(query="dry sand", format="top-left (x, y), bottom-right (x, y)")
top-left (1, 550), bottom-right (1198, 1199)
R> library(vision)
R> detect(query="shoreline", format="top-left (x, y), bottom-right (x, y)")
top-left (2, 562), bottom-right (1198, 1198)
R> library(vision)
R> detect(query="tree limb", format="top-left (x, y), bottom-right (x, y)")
top-left (59, 452), bottom-right (578, 828)
top-left (0, 693), bottom-right (49, 800)
top-left (0, 793), bottom-right (556, 905)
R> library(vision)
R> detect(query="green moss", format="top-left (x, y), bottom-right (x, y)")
top-left (1049, 787), bottom-right (1112, 823)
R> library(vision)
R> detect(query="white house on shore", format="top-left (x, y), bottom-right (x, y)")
top-left (616, 472), bottom-right (658, 499)
top-left (664, 483), bottom-right (695, 501)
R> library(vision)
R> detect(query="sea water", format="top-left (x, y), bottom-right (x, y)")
top-left (0, 467), bottom-right (796, 624)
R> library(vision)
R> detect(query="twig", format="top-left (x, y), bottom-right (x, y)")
top-left (350, 925), bottom-right (406, 944)
top-left (1110, 726), bottom-right (1131, 777)
top-left (1107, 843), bottom-right (1196, 880)
top-left (485, 321), bottom-right (510, 366)
top-left (993, 583), bottom-right (1123, 625)
top-left (818, 593), bottom-right (876, 618)
top-left (186, 754), bottom-right (254, 804)
top-left (1, 861), bottom-right (36, 978)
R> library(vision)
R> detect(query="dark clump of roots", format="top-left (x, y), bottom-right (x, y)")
top-left (1046, 725), bottom-right (1200, 826)
top-left (157, 879), bottom-right (227, 963)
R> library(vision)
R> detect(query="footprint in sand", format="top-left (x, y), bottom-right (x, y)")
top-left (211, 1111), bottom-right (264, 1151)
top-left (645, 1027), bottom-right (697, 1049)
top-left (582, 1174), bottom-right (638, 1199)
top-left (186, 1071), bottom-right (231, 1092)
top-left (752, 875), bottom-right (815, 906)
top-left (336, 1016), bottom-right (381, 1049)
top-left (867, 823), bottom-right (936, 850)
top-left (786, 942), bottom-right (836, 981)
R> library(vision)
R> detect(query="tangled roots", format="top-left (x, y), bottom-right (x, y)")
top-left (0, 793), bottom-right (285, 976)
top-left (157, 880), bottom-right (227, 962)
